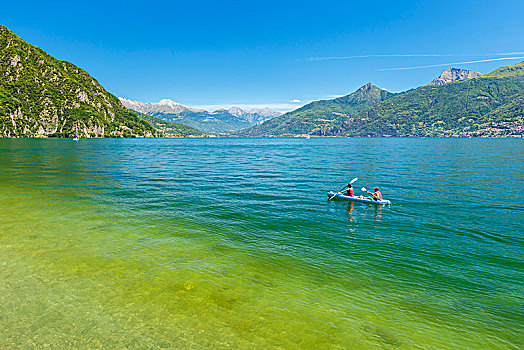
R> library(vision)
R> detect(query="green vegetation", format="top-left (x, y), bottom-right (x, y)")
top-left (0, 25), bottom-right (156, 138)
top-left (340, 63), bottom-right (524, 137)
top-left (239, 63), bottom-right (524, 137)
top-left (237, 83), bottom-right (394, 136)
top-left (130, 111), bottom-right (205, 136)
top-left (154, 110), bottom-right (254, 134)
top-left (484, 61), bottom-right (524, 78)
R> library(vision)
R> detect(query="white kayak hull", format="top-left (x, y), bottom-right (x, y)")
top-left (327, 191), bottom-right (391, 205)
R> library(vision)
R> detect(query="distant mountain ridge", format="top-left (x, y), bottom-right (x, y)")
top-left (128, 110), bottom-right (204, 137)
top-left (119, 97), bottom-right (204, 115)
top-left (226, 106), bottom-right (281, 124)
top-left (237, 83), bottom-right (395, 136)
top-left (119, 97), bottom-right (282, 133)
top-left (428, 68), bottom-right (481, 86)
top-left (484, 61), bottom-right (524, 78)
top-left (237, 63), bottom-right (524, 137)
top-left (336, 63), bottom-right (524, 137)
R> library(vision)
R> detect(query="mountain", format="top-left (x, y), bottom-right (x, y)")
top-left (237, 63), bottom-right (523, 138)
top-left (237, 83), bottom-right (394, 136)
top-left (0, 25), bottom-right (158, 138)
top-left (227, 107), bottom-right (282, 124)
top-left (335, 62), bottom-right (524, 137)
top-left (429, 68), bottom-right (481, 86)
top-left (129, 110), bottom-right (204, 137)
top-left (120, 98), bottom-right (282, 134)
top-left (119, 97), bottom-right (203, 115)
top-left (484, 61), bottom-right (524, 78)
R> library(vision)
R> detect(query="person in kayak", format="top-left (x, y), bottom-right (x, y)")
top-left (343, 183), bottom-right (354, 196)
top-left (371, 187), bottom-right (382, 201)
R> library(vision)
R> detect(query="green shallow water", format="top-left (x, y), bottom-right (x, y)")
top-left (0, 138), bottom-right (522, 349)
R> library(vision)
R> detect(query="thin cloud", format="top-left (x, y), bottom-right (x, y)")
top-left (303, 52), bottom-right (524, 62)
top-left (290, 99), bottom-right (302, 103)
top-left (379, 56), bottom-right (524, 71)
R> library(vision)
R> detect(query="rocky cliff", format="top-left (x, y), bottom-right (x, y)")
top-left (428, 68), bottom-right (481, 86)
top-left (0, 25), bottom-right (155, 138)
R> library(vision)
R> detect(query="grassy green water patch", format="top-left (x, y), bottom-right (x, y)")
top-left (0, 184), bottom-right (517, 349)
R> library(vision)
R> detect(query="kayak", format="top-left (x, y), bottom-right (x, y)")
top-left (327, 191), bottom-right (391, 205)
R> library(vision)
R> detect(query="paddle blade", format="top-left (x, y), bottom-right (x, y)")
top-left (350, 177), bottom-right (358, 184)
top-left (361, 187), bottom-right (366, 192)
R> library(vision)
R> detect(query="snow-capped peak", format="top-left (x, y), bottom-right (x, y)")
top-left (119, 97), bottom-right (203, 114)
top-left (227, 107), bottom-right (247, 117)
top-left (119, 97), bottom-right (281, 125)
top-left (158, 98), bottom-right (182, 106)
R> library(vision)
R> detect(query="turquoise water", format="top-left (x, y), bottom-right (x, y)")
top-left (0, 138), bottom-right (522, 349)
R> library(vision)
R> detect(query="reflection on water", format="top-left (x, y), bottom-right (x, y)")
top-left (346, 202), bottom-right (355, 220)
top-left (373, 205), bottom-right (382, 220)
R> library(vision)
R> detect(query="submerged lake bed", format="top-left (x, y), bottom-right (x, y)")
top-left (0, 137), bottom-right (522, 348)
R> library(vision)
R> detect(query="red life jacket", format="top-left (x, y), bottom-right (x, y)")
top-left (375, 191), bottom-right (382, 200)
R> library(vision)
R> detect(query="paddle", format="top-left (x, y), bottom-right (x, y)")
top-left (329, 178), bottom-right (358, 200)
top-left (361, 187), bottom-right (378, 200)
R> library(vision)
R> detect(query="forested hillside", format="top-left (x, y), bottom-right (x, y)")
top-left (338, 62), bottom-right (524, 137)
top-left (238, 83), bottom-right (394, 136)
top-left (0, 25), bottom-right (155, 138)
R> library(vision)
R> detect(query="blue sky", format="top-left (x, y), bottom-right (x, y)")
top-left (2, 0), bottom-right (524, 111)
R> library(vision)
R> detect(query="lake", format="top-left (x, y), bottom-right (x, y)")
top-left (0, 137), bottom-right (522, 349)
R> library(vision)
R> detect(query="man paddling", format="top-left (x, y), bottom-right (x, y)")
top-left (329, 178), bottom-right (358, 200)
top-left (343, 183), bottom-right (354, 196)
top-left (370, 187), bottom-right (382, 201)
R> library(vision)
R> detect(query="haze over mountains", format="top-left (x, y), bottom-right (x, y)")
top-left (119, 97), bottom-right (282, 134)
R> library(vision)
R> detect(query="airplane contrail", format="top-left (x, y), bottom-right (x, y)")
top-left (305, 54), bottom-right (453, 61)
top-left (378, 56), bottom-right (524, 71)
top-left (303, 52), bottom-right (524, 62)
